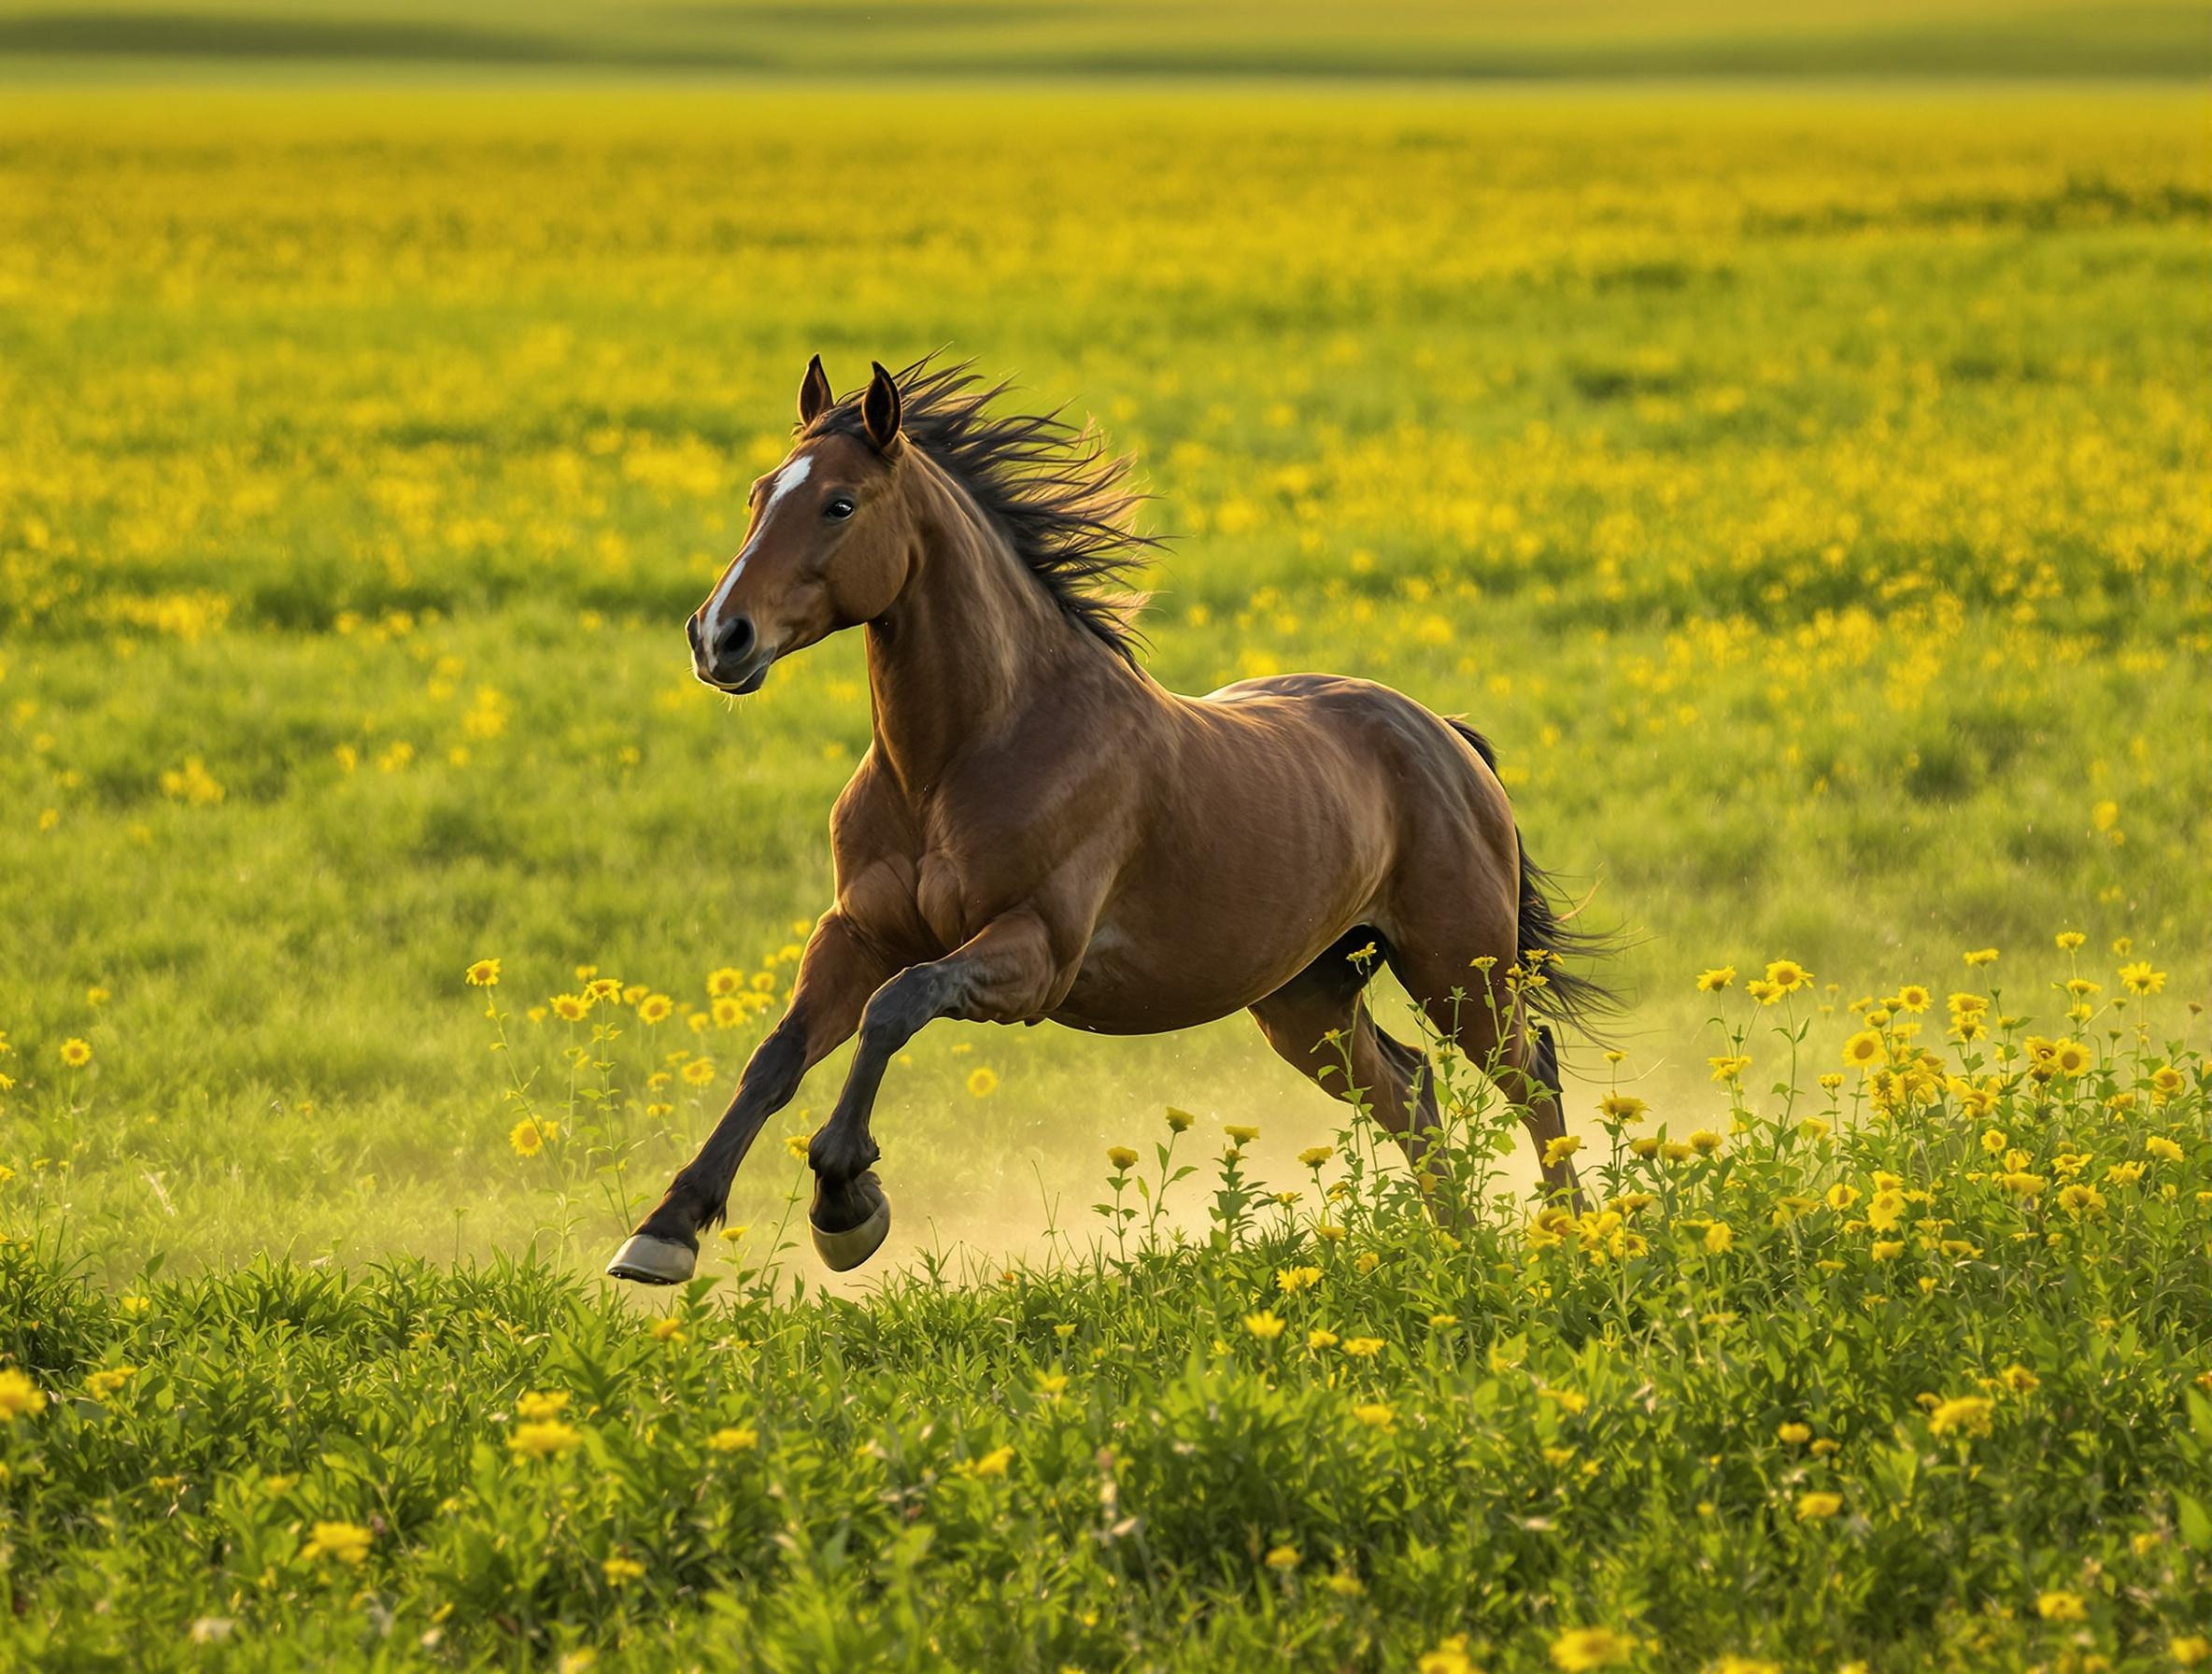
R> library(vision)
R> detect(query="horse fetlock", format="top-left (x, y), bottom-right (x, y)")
top-left (807, 1125), bottom-right (878, 1182)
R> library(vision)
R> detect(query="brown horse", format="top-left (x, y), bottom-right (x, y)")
top-left (609, 356), bottom-right (1609, 1284)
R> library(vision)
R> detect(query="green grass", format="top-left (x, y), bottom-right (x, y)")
top-left (7, 1014), bottom-right (2210, 1668)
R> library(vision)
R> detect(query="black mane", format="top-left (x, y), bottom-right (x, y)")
top-left (808, 356), bottom-right (1160, 663)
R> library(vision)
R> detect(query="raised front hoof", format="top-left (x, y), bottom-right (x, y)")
top-left (605, 1233), bottom-right (696, 1286)
top-left (809, 1175), bottom-right (891, 1273)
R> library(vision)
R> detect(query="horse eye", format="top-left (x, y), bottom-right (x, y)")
top-left (824, 495), bottom-right (856, 521)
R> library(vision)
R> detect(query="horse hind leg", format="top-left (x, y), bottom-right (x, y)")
top-left (1247, 930), bottom-right (1447, 1180)
top-left (1383, 937), bottom-right (1587, 1210)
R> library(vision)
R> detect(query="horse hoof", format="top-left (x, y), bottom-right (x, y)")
top-left (810, 1184), bottom-right (891, 1272)
top-left (605, 1233), bottom-right (695, 1285)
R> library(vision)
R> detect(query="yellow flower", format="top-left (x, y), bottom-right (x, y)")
top-left (1550, 1625), bottom-right (1634, 1670)
top-left (2056, 930), bottom-right (2086, 951)
top-left (1695, 966), bottom-right (1736, 991)
top-left (2171, 1636), bottom-right (2210, 1667)
top-left (585, 978), bottom-right (623, 1002)
top-left (551, 993), bottom-right (590, 1023)
top-left (1870, 1240), bottom-right (1904, 1262)
top-left (2057, 1184), bottom-right (2106, 1217)
top-left (507, 1419), bottom-right (583, 1459)
top-left (638, 993), bottom-right (674, 1025)
top-left (603, 1555), bottom-right (646, 1585)
top-left (1340, 1336), bottom-right (1384, 1358)
top-left (651, 1317), bottom-right (686, 1342)
top-left (1543, 1134), bottom-right (1581, 1166)
top-left (1708, 1057), bottom-right (1751, 1085)
top-left (1704, 1222), bottom-right (1735, 1254)
top-left (464, 958), bottom-right (501, 987)
top-left (0, 1368), bottom-right (48, 1423)
top-left (1352, 1401), bottom-right (1394, 1428)
top-left (1894, 984), bottom-right (1931, 1014)
top-left (1307, 1326), bottom-right (1339, 1350)
top-left (2035, 1590), bottom-right (2086, 1622)
top-left (1225, 1123), bottom-right (1259, 1144)
top-left (2049, 1040), bottom-right (2091, 1077)
top-left (1106, 1145), bottom-right (1139, 1171)
top-left (85, 1366), bottom-right (135, 1400)
top-left (1298, 1144), bottom-right (1333, 1168)
top-left (1764, 958), bottom-right (1810, 994)
top-left (515, 1390), bottom-right (570, 1420)
top-left (1841, 1030), bottom-right (1885, 1069)
top-left (966, 1067), bottom-right (999, 1098)
top-left (2117, 961), bottom-right (2165, 996)
top-left (706, 966), bottom-right (744, 998)
top-left (707, 1426), bottom-right (759, 1453)
top-left (2147, 1136), bottom-right (2184, 1163)
top-left (2149, 1066), bottom-right (2185, 1099)
top-left (299, 1520), bottom-right (373, 1566)
top-left (60, 1038), bottom-right (92, 1068)
top-left (1418, 1637), bottom-right (1475, 1674)
top-left (1963, 947), bottom-right (1999, 967)
top-left (962, 1444), bottom-right (1014, 1479)
top-left (1927, 1395), bottom-right (1994, 1439)
top-left (683, 1057), bottom-right (716, 1085)
top-left (1242, 1311), bottom-right (1286, 1341)
top-left (1777, 1422), bottom-right (1810, 1444)
top-left (1275, 1265), bottom-right (1322, 1294)
top-left (1263, 1544), bottom-right (1299, 1569)
top-left (1796, 1491), bottom-right (1843, 1520)
top-left (1165, 1106), bottom-right (1196, 1131)
top-left (1689, 1128), bottom-right (1723, 1156)
top-left (509, 1119), bottom-right (546, 1157)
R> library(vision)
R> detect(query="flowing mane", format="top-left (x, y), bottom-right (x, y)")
top-left (805, 356), bottom-right (1161, 663)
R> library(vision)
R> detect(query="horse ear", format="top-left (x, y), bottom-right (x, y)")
top-left (861, 361), bottom-right (902, 452)
top-left (798, 354), bottom-right (832, 427)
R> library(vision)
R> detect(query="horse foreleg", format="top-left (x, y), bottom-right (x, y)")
top-left (608, 912), bottom-right (886, 1284)
top-left (806, 910), bottom-right (1063, 1271)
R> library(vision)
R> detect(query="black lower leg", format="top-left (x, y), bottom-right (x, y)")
top-left (807, 967), bottom-right (951, 1229)
top-left (637, 1027), bottom-right (807, 1245)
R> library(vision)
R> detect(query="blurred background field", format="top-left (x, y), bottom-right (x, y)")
top-left (1, 0), bottom-right (2207, 78)
top-left (0, 7), bottom-right (2205, 1284)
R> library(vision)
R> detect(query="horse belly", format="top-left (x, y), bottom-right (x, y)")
top-left (1049, 867), bottom-right (1375, 1036)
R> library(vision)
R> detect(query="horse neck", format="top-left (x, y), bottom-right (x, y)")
top-left (865, 459), bottom-right (1085, 792)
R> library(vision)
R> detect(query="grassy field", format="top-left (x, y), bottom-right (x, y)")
top-left (0, 68), bottom-right (2207, 1668)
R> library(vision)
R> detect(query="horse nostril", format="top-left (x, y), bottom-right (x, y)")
top-left (686, 615), bottom-right (703, 657)
top-left (716, 614), bottom-right (756, 667)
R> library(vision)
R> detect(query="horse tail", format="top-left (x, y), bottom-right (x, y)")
top-left (1444, 718), bottom-right (1622, 1035)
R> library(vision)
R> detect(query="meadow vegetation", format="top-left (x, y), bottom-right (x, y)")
top-left (0, 75), bottom-right (2206, 1669)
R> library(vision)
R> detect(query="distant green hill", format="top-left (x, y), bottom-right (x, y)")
top-left (2, 0), bottom-right (2206, 78)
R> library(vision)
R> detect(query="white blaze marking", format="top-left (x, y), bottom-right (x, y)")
top-left (702, 453), bottom-right (813, 644)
